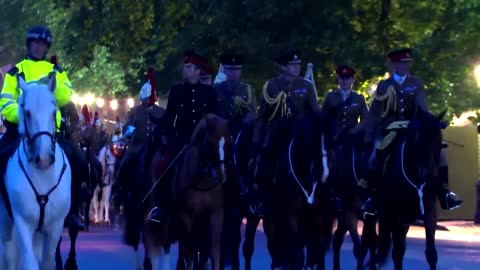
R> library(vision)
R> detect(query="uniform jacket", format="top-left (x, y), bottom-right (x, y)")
top-left (362, 75), bottom-right (427, 143)
top-left (0, 58), bottom-right (72, 128)
top-left (253, 75), bottom-right (320, 146)
top-left (163, 82), bottom-right (217, 145)
top-left (124, 103), bottom-right (165, 153)
top-left (322, 89), bottom-right (368, 140)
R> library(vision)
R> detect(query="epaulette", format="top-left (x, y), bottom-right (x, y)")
top-left (7, 66), bottom-right (19, 76)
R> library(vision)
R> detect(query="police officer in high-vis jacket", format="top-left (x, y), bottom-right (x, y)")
top-left (0, 26), bottom-right (86, 230)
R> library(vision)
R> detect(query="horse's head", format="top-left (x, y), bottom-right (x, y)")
top-left (190, 114), bottom-right (232, 184)
top-left (18, 75), bottom-right (57, 169)
top-left (407, 107), bottom-right (446, 179)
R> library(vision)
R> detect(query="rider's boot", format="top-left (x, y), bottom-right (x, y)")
top-left (58, 136), bottom-right (86, 231)
top-left (438, 166), bottom-right (463, 210)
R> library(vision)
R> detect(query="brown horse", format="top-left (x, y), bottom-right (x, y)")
top-left (329, 129), bottom-right (378, 270)
top-left (174, 114), bottom-right (232, 270)
top-left (274, 114), bottom-right (333, 270)
top-left (375, 108), bottom-right (445, 270)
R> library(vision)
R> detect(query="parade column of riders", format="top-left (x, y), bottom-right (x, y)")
top-left (0, 24), bottom-right (464, 262)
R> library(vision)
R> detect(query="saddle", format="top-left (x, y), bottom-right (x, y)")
top-left (376, 120), bottom-right (410, 174)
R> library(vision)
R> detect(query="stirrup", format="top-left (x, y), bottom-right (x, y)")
top-left (445, 192), bottom-right (462, 210)
top-left (147, 207), bottom-right (162, 223)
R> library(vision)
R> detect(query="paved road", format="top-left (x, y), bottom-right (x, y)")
top-left (57, 220), bottom-right (480, 270)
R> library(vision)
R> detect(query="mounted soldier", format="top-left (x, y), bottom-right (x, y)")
top-left (116, 69), bottom-right (165, 195)
top-left (358, 48), bottom-right (462, 215)
top-left (322, 65), bottom-right (369, 211)
top-left (148, 51), bottom-right (217, 223)
top-left (251, 49), bottom-right (322, 217)
top-left (0, 25), bottom-right (86, 230)
top-left (213, 52), bottom-right (257, 269)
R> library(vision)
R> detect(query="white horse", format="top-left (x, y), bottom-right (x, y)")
top-left (0, 75), bottom-right (71, 270)
top-left (91, 142), bottom-right (117, 224)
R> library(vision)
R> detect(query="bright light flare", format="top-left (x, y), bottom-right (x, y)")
top-left (474, 65), bottom-right (480, 87)
top-left (71, 93), bottom-right (80, 104)
top-left (84, 93), bottom-right (95, 105)
top-left (110, 99), bottom-right (118, 111)
top-left (96, 98), bottom-right (105, 108)
top-left (127, 98), bottom-right (134, 108)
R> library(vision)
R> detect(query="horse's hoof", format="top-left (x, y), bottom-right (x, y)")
top-left (104, 220), bottom-right (111, 226)
top-left (64, 258), bottom-right (78, 270)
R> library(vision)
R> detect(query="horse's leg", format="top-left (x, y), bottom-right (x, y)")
top-left (103, 185), bottom-right (112, 225)
top-left (40, 224), bottom-right (64, 270)
top-left (13, 218), bottom-right (37, 270)
top-left (209, 208), bottom-right (224, 270)
top-left (242, 215), bottom-right (260, 270)
top-left (179, 212), bottom-right (195, 270)
top-left (391, 223), bottom-right (409, 270)
top-left (263, 216), bottom-right (283, 269)
top-left (150, 245), bottom-right (172, 270)
top-left (92, 186), bottom-right (100, 223)
top-left (132, 244), bottom-right (143, 270)
top-left (361, 216), bottom-right (378, 270)
top-left (55, 238), bottom-right (63, 270)
top-left (64, 228), bottom-right (79, 270)
top-left (344, 210), bottom-right (364, 270)
top-left (424, 198), bottom-right (438, 270)
top-left (375, 214), bottom-right (391, 269)
top-left (284, 211), bottom-right (303, 270)
top-left (333, 215), bottom-right (348, 270)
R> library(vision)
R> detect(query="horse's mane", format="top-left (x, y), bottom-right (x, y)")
top-left (189, 114), bottom-right (228, 145)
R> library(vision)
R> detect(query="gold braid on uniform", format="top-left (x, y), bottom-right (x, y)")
top-left (234, 84), bottom-right (257, 115)
top-left (262, 81), bottom-right (287, 121)
top-left (373, 85), bottom-right (397, 118)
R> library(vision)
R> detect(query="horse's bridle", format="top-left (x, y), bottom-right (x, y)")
top-left (20, 105), bottom-right (57, 162)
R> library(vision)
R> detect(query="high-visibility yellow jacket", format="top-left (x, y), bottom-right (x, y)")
top-left (0, 58), bottom-right (73, 129)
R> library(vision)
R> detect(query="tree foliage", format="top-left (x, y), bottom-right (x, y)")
top-left (1, 0), bottom-right (480, 121)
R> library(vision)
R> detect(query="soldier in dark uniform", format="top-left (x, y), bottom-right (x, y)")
top-left (322, 65), bottom-right (368, 210)
top-left (116, 81), bottom-right (165, 223)
top-left (148, 51), bottom-right (217, 223)
top-left (252, 50), bottom-right (322, 216)
top-left (213, 53), bottom-right (257, 269)
top-left (359, 48), bottom-right (462, 215)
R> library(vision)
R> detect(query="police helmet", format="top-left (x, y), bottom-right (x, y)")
top-left (26, 26), bottom-right (52, 49)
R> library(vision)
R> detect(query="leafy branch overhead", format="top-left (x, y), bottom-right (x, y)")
top-left (0, 0), bottom-right (479, 121)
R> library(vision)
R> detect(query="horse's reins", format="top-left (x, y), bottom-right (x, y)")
top-left (142, 144), bottom-right (188, 203)
top-left (18, 135), bottom-right (68, 231)
top-left (288, 135), bottom-right (329, 205)
top-left (400, 139), bottom-right (427, 216)
top-left (233, 131), bottom-right (248, 194)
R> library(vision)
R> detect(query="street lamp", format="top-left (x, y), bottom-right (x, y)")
top-left (96, 98), bottom-right (105, 108)
top-left (110, 99), bottom-right (118, 111)
top-left (84, 93), bottom-right (95, 105)
top-left (127, 98), bottom-right (134, 108)
top-left (475, 65), bottom-right (480, 87)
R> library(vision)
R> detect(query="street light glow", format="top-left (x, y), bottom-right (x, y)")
top-left (96, 98), bottom-right (105, 108)
top-left (475, 65), bottom-right (480, 87)
top-left (127, 98), bottom-right (134, 108)
top-left (84, 93), bottom-right (95, 105)
top-left (71, 93), bottom-right (80, 104)
top-left (110, 99), bottom-right (118, 111)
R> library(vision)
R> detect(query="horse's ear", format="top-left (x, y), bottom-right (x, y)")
top-left (47, 72), bottom-right (56, 93)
